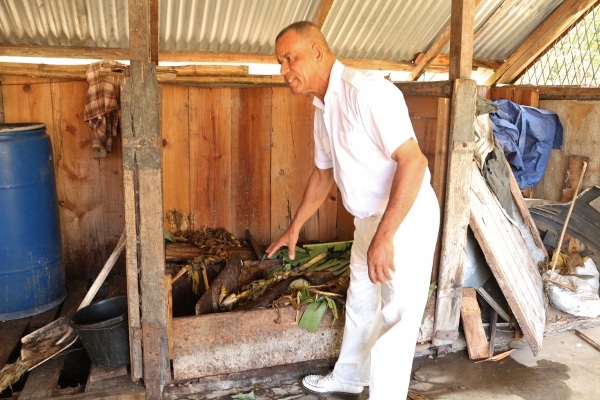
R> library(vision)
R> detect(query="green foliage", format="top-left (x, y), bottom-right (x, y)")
top-left (164, 228), bottom-right (176, 242)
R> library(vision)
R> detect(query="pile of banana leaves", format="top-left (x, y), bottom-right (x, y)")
top-left (224, 241), bottom-right (353, 332)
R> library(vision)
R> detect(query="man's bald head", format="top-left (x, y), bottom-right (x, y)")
top-left (275, 21), bottom-right (332, 54)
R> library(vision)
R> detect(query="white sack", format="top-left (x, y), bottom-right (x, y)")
top-left (545, 257), bottom-right (600, 318)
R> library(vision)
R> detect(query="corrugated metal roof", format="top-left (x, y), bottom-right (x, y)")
top-left (473, 0), bottom-right (563, 60)
top-left (160, 0), bottom-right (322, 53)
top-left (323, 0), bottom-right (451, 61)
top-left (0, 0), bottom-right (129, 48)
top-left (0, 0), bottom-right (588, 83)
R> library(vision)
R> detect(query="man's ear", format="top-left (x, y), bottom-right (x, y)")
top-left (312, 43), bottom-right (323, 62)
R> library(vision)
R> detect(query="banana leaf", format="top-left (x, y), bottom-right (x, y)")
top-left (299, 300), bottom-right (329, 333)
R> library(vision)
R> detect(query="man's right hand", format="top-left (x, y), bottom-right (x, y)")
top-left (265, 228), bottom-right (300, 260)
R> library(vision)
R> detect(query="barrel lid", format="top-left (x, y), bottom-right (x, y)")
top-left (0, 123), bottom-right (46, 133)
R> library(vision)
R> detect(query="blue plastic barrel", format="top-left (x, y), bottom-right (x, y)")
top-left (0, 123), bottom-right (67, 320)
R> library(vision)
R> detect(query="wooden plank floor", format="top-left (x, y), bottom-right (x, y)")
top-left (0, 280), bottom-right (144, 400)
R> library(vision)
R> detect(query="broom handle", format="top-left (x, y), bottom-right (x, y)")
top-left (77, 230), bottom-right (127, 310)
top-left (550, 161), bottom-right (587, 275)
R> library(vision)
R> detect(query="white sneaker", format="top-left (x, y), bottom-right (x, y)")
top-left (301, 373), bottom-right (364, 395)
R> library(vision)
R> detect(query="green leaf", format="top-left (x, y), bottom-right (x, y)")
top-left (164, 229), bottom-right (176, 242)
top-left (299, 301), bottom-right (329, 333)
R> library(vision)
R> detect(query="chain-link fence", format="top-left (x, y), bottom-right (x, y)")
top-left (516, 5), bottom-right (599, 87)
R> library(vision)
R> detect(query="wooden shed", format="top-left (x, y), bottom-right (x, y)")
top-left (1, 1), bottom-right (600, 399)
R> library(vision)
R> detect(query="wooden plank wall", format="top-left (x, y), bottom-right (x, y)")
top-left (1, 77), bottom-right (445, 279)
top-left (161, 87), bottom-right (446, 249)
top-left (1, 76), bottom-right (125, 279)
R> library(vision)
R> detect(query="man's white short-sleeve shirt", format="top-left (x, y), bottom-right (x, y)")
top-left (313, 60), bottom-right (417, 218)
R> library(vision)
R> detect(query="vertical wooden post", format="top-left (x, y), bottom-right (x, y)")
top-left (123, 0), bottom-right (169, 398)
top-left (449, 0), bottom-right (475, 80)
top-left (433, 0), bottom-right (478, 351)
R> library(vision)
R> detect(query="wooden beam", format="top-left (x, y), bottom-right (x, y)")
top-left (0, 62), bottom-right (124, 80)
top-left (488, 0), bottom-right (600, 85)
top-left (413, 53), bottom-right (503, 72)
top-left (409, 22), bottom-right (452, 81)
top-left (125, 0), bottom-right (169, 397)
top-left (0, 62), bottom-right (451, 94)
top-left (449, 0), bottom-right (476, 80)
top-left (313, 0), bottom-right (335, 29)
top-left (537, 86), bottom-right (600, 100)
top-left (395, 81), bottom-right (453, 98)
top-left (433, 79), bottom-right (477, 348)
top-left (410, 0), bottom-right (481, 81)
top-left (0, 44), bottom-right (130, 60)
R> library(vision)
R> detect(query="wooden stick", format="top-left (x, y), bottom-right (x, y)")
top-left (550, 161), bottom-right (587, 275)
top-left (201, 265), bottom-right (210, 291)
top-left (171, 266), bottom-right (188, 284)
top-left (296, 251), bottom-right (328, 273)
top-left (574, 329), bottom-right (600, 353)
top-left (78, 230), bottom-right (126, 311)
top-left (543, 277), bottom-right (576, 291)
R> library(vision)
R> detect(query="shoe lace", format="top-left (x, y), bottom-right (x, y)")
top-left (319, 373), bottom-right (336, 383)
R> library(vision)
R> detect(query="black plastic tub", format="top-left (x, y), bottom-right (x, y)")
top-left (71, 296), bottom-right (130, 368)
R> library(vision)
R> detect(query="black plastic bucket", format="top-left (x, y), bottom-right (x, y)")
top-left (72, 296), bottom-right (130, 368)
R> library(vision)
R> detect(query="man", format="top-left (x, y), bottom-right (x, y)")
top-left (266, 21), bottom-right (440, 399)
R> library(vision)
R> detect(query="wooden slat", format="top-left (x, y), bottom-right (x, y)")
top-left (490, 87), bottom-right (540, 108)
top-left (460, 288), bottom-right (489, 360)
top-left (172, 307), bottom-right (343, 380)
top-left (19, 357), bottom-right (65, 399)
top-left (231, 88), bottom-right (272, 245)
top-left (189, 87), bottom-right (233, 230)
top-left (161, 84), bottom-right (191, 231)
top-left (53, 79), bottom-right (125, 277)
top-left (121, 73), bottom-right (143, 383)
top-left (469, 162), bottom-right (546, 355)
top-left (270, 87), bottom-right (327, 243)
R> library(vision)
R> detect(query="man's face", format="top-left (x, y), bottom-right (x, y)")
top-left (275, 30), bottom-right (318, 95)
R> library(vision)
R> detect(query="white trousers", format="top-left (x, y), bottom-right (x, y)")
top-left (332, 183), bottom-right (440, 400)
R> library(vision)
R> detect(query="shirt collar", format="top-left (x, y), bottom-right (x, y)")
top-left (313, 59), bottom-right (344, 110)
